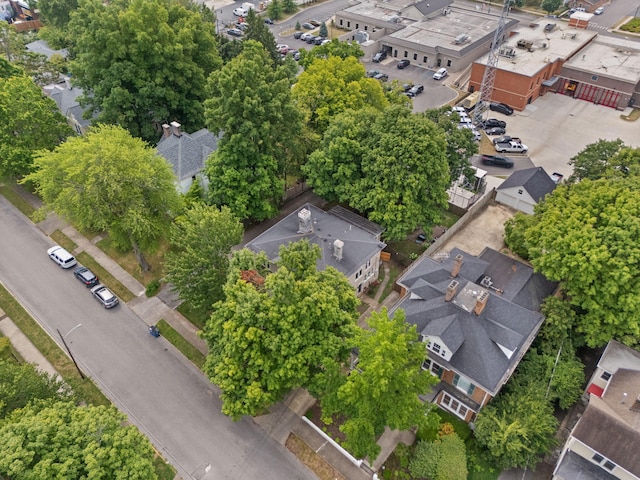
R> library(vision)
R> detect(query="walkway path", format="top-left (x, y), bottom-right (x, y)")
top-left (0, 310), bottom-right (59, 378)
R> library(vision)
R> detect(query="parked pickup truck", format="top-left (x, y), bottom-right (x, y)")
top-left (494, 140), bottom-right (528, 154)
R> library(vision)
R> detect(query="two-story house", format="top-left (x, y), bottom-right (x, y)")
top-left (391, 247), bottom-right (555, 422)
top-left (156, 122), bottom-right (219, 195)
top-left (245, 204), bottom-right (386, 295)
top-left (554, 340), bottom-right (640, 480)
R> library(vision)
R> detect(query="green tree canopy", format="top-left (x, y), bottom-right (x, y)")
top-left (522, 178), bottom-right (640, 347)
top-left (410, 434), bottom-right (468, 480)
top-left (474, 388), bottom-right (558, 470)
top-left (243, 9), bottom-right (279, 64)
top-left (68, 0), bottom-right (222, 141)
top-left (422, 107), bottom-right (477, 179)
top-left (541, 0), bottom-right (562, 13)
top-left (568, 140), bottom-right (640, 183)
top-left (165, 204), bottom-right (243, 311)
top-left (202, 241), bottom-right (359, 419)
top-left (267, 0), bottom-right (282, 19)
top-left (23, 124), bottom-right (182, 270)
top-left (298, 39), bottom-right (364, 69)
top-left (0, 401), bottom-right (156, 480)
top-left (292, 55), bottom-right (387, 133)
top-left (204, 40), bottom-right (303, 221)
top-left (0, 360), bottom-right (73, 419)
top-left (320, 308), bottom-right (437, 460)
top-left (38, 0), bottom-right (78, 28)
top-left (0, 75), bottom-right (72, 179)
top-left (303, 105), bottom-right (450, 240)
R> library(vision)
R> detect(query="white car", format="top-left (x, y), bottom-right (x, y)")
top-left (47, 246), bottom-right (77, 269)
top-left (276, 44), bottom-right (289, 54)
top-left (233, 7), bottom-right (248, 16)
top-left (594, 6), bottom-right (604, 14)
top-left (433, 68), bottom-right (448, 80)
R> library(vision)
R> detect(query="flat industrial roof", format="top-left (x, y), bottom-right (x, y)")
top-left (563, 35), bottom-right (640, 83)
top-left (474, 21), bottom-right (598, 77)
top-left (386, 3), bottom-right (518, 53)
top-left (341, 0), bottom-right (414, 24)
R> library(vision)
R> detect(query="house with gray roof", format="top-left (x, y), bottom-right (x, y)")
top-left (392, 247), bottom-right (555, 422)
top-left (554, 341), bottom-right (640, 480)
top-left (26, 39), bottom-right (68, 60)
top-left (156, 122), bottom-right (219, 195)
top-left (245, 204), bottom-right (386, 295)
top-left (496, 166), bottom-right (557, 214)
top-left (43, 77), bottom-right (94, 135)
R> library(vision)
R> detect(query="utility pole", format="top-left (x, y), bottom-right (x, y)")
top-left (57, 324), bottom-right (85, 380)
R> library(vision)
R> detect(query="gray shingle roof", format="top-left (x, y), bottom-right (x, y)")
top-left (394, 247), bottom-right (547, 394)
top-left (246, 204), bottom-right (386, 279)
top-left (496, 166), bottom-right (557, 203)
top-left (573, 379), bottom-right (640, 477)
top-left (554, 450), bottom-right (618, 480)
top-left (43, 80), bottom-right (94, 128)
top-left (156, 128), bottom-right (219, 182)
top-left (26, 40), bottom-right (69, 60)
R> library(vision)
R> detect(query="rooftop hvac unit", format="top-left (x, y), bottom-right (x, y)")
top-left (498, 46), bottom-right (516, 58)
top-left (517, 39), bottom-right (533, 50)
top-left (454, 33), bottom-right (470, 44)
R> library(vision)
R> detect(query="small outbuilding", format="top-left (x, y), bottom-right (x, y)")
top-left (495, 166), bottom-right (557, 214)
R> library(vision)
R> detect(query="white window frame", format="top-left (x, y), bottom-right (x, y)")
top-left (441, 393), bottom-right (469, 420)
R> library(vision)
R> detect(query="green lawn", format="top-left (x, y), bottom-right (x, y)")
top-left (157, 319), bottom-right (206, 369)
top-left (50, 230), bottom-right (77, 253)
top-left (0, 184), bottom-right (36, 219)
top-left (176, 302), bottom-right (210, 330)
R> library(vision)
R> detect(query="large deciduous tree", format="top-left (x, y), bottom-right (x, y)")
top-left (292, 55), bottom-right (387, 134)
top-left (38, 0), bottom-right (78, 28)
top-left (297, 39), bottom-right (364, 69)
top-left (0, 401), bottom-right (156, 480)
top-left (0, 360), bottom-right (73, 419)
top-left (204, 40), bottom-right (302, 221)
top-left (522, 178), bottom-right (640, 347)
top-left (243, 9), bottom-right (279, 64)
top-left (304, 105), bottom-right (450, 240)
top-left (568, 139), bottom-right (640, 182)
top-left (165, 204), bottom-right (243, 311)
top-left (474, 387), bottom-right (558, 470)
top-left (23, 124), bottom-right (182, 271)
top-left (68, 0), bottom-right (221, 141)
top-left (318, 308), bottom-right (437, 460)
top-left (422, 107), bottom-right (477, 178)
top-left (410, 434), bottom-right (468, 480)
top-left (202, 241), bottom-right (359, 419)
top-left (0, 75), bottom-right (72, 179)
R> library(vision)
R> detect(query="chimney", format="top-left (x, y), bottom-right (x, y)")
top-left (445, 280), bottom-right (459, 302)
top-left (333, 239), bottom-right (344, 261)
top-left (474, 291), bottom-right (489, 315)
top-left (451, 253), bottom-right (464, 278)
top-left (162, 124), bottom-right (171, 139)
top-left (297, 208), bottom-right (312, 234)
top-left (170, 121), bottom-right (182, 137)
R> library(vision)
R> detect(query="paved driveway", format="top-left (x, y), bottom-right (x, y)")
top-left (485, 93), bottom-right (640, 178)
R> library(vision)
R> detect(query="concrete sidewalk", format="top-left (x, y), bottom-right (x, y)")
top-left (0, 310), bottom-right (59, 378)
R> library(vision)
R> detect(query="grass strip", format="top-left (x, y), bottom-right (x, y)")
top-left (156, 319), bottom-right (206, 369)
top-left (176, 302), bottom-right (209, 330)
top-left (152, 453), bottom-right (176, 480)
top-left (0, 184), bottom-right (36, 218)
top-left (379, 263), bottom-right (402, 303)
top-left (50, 230), bottom-right (78, 252)
top-left (76, 252), bottom-right (135, 303)
top-left (0, 283), bottom-right (109, 407)
top-left (285, 433), bottom-right (345, 480)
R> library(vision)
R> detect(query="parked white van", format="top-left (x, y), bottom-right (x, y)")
top-left (47, 245), bottom-right (77, 269)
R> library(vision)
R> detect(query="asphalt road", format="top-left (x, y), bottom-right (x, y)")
top-left (0, 196), bottom-right (316, 480)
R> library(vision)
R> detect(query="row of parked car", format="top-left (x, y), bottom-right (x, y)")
top-left (292, 31), bottom-right (331, 46)
top-left (47, 246), bottom-right (119, 309)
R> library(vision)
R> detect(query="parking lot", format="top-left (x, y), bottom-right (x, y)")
top-left (478, 94), bottom-right (640, 178)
